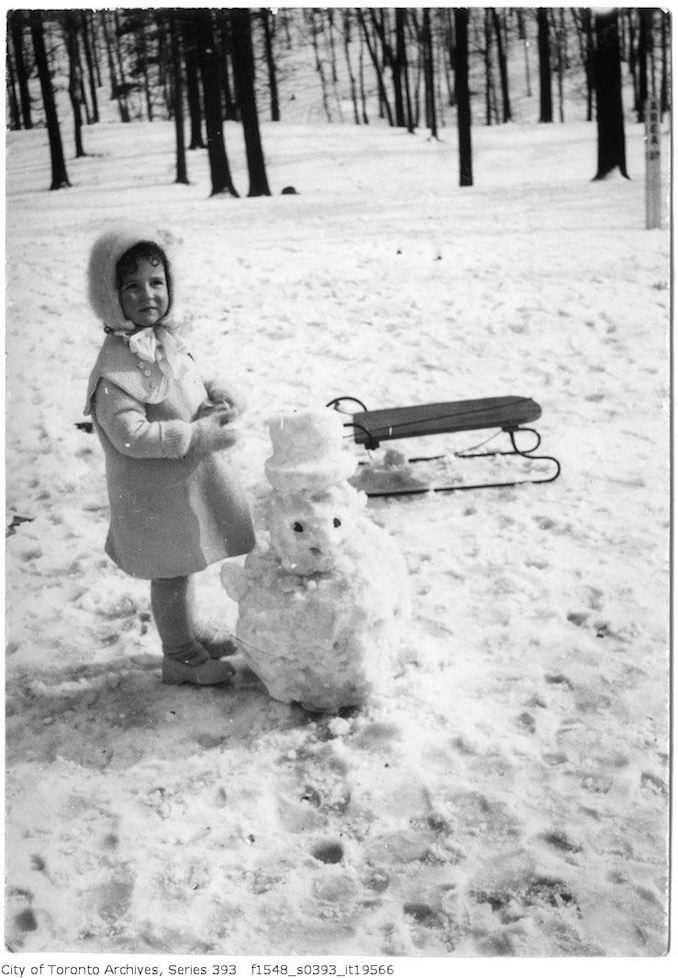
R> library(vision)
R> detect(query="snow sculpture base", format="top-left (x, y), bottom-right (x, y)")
top-left (231, 525), bottom-right (407, 712)
top-left (221, 409), bottom-right (409, 713)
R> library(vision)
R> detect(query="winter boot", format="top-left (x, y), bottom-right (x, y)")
top-left (161, 642), bottom-right (235, 686)
top-left (193, 618), bottom-right (239, 659)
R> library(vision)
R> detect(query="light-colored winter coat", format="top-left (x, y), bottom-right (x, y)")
top-left (84, 224), bottom-right (255, 580)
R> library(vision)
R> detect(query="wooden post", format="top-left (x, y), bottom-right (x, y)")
top-left (645, 97), bottom-right (662, 229)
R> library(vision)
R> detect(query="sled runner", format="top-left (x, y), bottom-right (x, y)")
top-left (327, 395), bottom-right (561, 497)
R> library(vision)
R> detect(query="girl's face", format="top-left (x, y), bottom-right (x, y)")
top-left (118, 258), bottom-right (169, 328)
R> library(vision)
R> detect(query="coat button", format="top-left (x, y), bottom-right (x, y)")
top-left (144, 369), bottom-right (151, 376)
top-left (137, 363), bottom-right (145, 370)
top-left (150, 382), bottom-right (157, 390)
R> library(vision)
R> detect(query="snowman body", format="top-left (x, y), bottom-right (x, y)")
top-left (221, 412), bottom-right (409, 712)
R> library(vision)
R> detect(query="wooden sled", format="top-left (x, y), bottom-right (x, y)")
top-left (327, 395), bottom-right (561, 497)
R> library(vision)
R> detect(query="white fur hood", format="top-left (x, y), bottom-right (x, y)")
top-left (87, 223), bottom-right (178, 331)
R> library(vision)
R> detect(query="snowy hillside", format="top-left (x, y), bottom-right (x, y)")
top-left (4, 56), bottom-right (672, 966)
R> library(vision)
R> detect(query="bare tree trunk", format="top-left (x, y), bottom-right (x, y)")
top-left (517, 8), bottom-right (526, 40)
top-left (434, 10), bottom-right (446, 128)
top-left (375, 7), bottom-right (406, 128)
top-left (537, 7), bottom-right (552, 122)
top-left (63, 12), bottom-right (87, 157)
top-left (136, 17), bottom-right (154, 122)
top-left (358, 23), bottom-right (369, 124)
top-left (113, 10), bottom-right (132, 116)
top-left (492, 8), bottom-right (511, 122)
top-left (423, 8), bottom-right (437, 136)
top-left (10, 11), bottom-right (33, 129)
top-left (650, 12), bottom-right (657, 96)
top-left (660, 9), bottom-right (670, 117)
top-left (169, 10), bottom-right (188, 185)
top-left (593, 9), bottom-right (629, 180)
top-left (389, 9), bottom-right (409, 129)
top-left (627, 9), bottom-right (639, 116)
top-left (326, 8), bottom-right (339, 84)
top-left (217, 11), bottom-right (240, 121)
top-left (75, 24), bottom-right (93, 125)
top-left (637, 7), bottom-right (652, 122)
top-left (100, 12), bottom-right (117, 99)
top-left (551, 8), bottom-right (564, 122)
top-left (230, 7), bottom-right (271, 197)
top-left (357, 9), bottom-right (393, 126)
top-left (484, 8), bottom-right (494, 125)
top-left (80, 10), bottom-right (99, 124)
top-left (181, 14), bottom-right (204, 148)
top-left (157, 12), bottom-right (169, 111)
top-left (524, 31), bottom-right (532, 98)
top-left (455, 8), bottom-right (473, 186)
top-left (89, 13), bottom-right (102, 87)
top-left (280, 10), bottom-right (292, 50)
top-left (261, 9), bottom-right (280, 122)
top-left (444, 7), bottom-right (456, 108)
top-left (193, 9), bottom-right (239, 197)
top-left (100, 10), bottom-right (130, 122)
top-left (396, 7), bottom-right (414, 131)
top-left (572, 8), bottom-right (594, 122)
top-left (6, 45), bottom-right (22, 130)
top-left (343, 11), bottom-right (360, 125)
top-left (409, 8), bottom-right (423, 128)
top-left (30, 10), bottom-right (71, 189)
top-left (310, 8), bottom-right (332, 121)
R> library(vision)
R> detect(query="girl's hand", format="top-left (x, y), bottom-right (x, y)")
top-left (191, 412), bottom-right (239, 454)
top-left (198, 400), bottom-right (240, 424)
top-left (212, 402), bottom-right (240, 424)
top-left (204, 379), bottom-right (247, 417)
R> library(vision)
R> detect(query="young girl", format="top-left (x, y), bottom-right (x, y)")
top-left (84, 224), bottom-right (256, 685)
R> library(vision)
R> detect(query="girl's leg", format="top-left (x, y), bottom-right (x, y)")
top-left (150, 576), bottom-right (200, 659)
top-left (151, 576), bottom-right (234, 685)
top-left (187, 573), bottom-right (238, 658)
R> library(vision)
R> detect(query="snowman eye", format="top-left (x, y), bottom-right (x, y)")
top-left (333, 517), bottom-right (342, 527)
top-left (292, 522), bottom-right (304, 533)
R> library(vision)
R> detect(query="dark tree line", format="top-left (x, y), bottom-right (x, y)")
top-left (6, 8), bottom-right (672, 192)
top-left (8, 7), bottom-right (272, 197)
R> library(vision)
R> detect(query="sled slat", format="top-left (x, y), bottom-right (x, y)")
top-left (350, 396), bottom-right (542, 446)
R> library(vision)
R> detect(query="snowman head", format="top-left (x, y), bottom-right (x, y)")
top-left (269, 483), bottom-right (366, 575)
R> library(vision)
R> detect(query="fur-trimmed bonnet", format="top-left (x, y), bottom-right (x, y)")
top-left (87, 222), bottom-right (178, 332)
top-left (84, 224), bottom-right (189, 416)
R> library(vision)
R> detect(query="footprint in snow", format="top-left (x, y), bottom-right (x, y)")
top-left (440, 791), bottom-right (522, 845)
top-left (580, 772), bottom-right (614, 794)
top-left (567, 611), bottom-right (619, 639)
top-left (14, 907), bottom-right (38, 932)
top-left (313, 872), bottom-right (358, 905)
top-left (545, 673), bottom-right (574, 690)
top-left (5, 887), bottom-right (48, 950)
top-left (352, 720), bottom-right (401, 751)
top-left (516, 712), bottom-right (536, 733)
top-left (471, 873), bottom-right (580, 920)
top-left (541, 829), bottom-right (583, 854)
top-left (92, 872), bottom-right (135, 923)
top-left (312, 840), bottom-right (344, 864)
top-left (403, 902), bottom-right (446, 928)
top-left (640, 771), bottom-right (668, 796)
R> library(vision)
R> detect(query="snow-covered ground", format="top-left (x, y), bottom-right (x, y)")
top-left (3, 90), bottom-right (671, 964)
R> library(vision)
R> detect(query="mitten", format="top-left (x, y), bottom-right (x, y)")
top-left (190, 413), bottom-right (239, 455)
top-left (197, 400), bottom-right (240, 423)
top-left (204, 379), bottom-right (247, 417)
